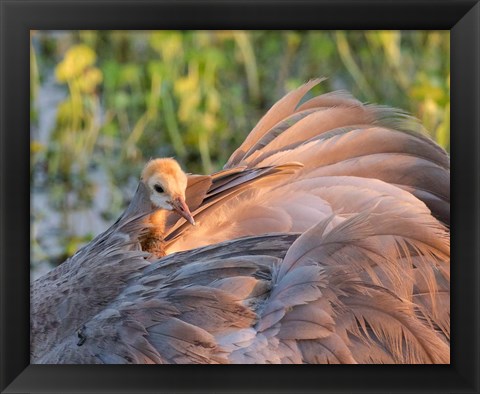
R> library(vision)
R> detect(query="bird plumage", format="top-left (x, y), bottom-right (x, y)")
top-left (139, 158), bottom-right (195, 256)
top-left (31, 79), bottom-right (450, 364)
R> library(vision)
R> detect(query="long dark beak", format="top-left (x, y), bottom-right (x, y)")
top-left (171, 197), bottom-right (195, 225)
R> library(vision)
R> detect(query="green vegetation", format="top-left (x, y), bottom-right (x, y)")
top-left (30, 30), bottom-right (450, 273)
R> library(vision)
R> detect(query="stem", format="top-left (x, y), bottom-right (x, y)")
top-left (162, 89), bottom-right (187, 158)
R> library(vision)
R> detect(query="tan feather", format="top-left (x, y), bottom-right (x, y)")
top-left (225, 78), bottom-right (324, 167)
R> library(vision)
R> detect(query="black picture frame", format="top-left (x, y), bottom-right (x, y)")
top-left (1, 1), bottom-right (479, 393)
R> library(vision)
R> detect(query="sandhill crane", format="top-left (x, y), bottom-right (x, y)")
top-left (31, 79), bottom-right (450, 364)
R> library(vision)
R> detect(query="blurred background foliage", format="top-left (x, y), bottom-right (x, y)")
top-left (30, 30), bottom-right (450, 278)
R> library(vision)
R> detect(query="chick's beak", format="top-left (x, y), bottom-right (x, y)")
top-left (171, 197), bottom-right (195, 225)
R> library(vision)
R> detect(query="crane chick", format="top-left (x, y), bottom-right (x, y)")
top-left (140, 158), bottom-right (195, 256)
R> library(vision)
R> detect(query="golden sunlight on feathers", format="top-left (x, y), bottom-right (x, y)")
top-left (31, 79), bottom-right (450, 364)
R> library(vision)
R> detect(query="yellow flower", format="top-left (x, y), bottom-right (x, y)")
top-left (55, 45), bottom-right (97, 82)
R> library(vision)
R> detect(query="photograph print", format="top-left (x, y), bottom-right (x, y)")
top-left (30, 30), bottom-right (450, 364)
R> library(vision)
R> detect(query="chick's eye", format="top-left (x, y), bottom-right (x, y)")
top-left (154, 184), bottom-right (164, 193)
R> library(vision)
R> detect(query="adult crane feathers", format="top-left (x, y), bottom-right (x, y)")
top-left (31, 79), bottom-right (450, 364)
